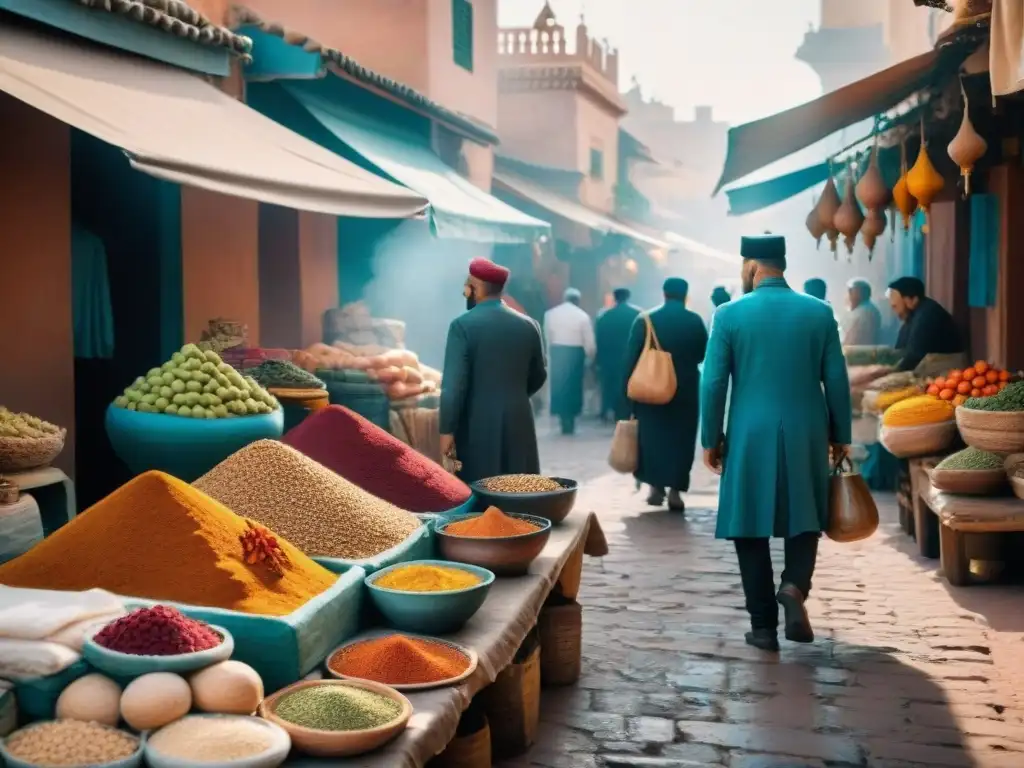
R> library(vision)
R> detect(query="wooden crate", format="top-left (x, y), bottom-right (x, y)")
top-left (480, 631), bottom-right (540, 759)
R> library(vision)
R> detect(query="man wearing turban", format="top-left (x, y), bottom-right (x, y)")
top-left (439, 258), bottom-right (547, 482)
top-left (701, 234), bottom-right (852, 652)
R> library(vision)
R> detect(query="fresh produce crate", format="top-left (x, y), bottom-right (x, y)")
top-left (126, 564), bottom-right (365, 692)
top-left (480, 631), bottom-right (540, 759)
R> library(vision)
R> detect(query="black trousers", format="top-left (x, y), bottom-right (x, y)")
top-left (733, 533), bottom-right (820, 631)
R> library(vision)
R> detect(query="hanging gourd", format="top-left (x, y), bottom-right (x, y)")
top-left (892, 136), bottom-right (918, 232)
top-left (947, 79), bottom-right (987, 197)
top-left (834, 170), bottom-right (865, 257)
top-left (860, 207), bottom-right (887, 260)
top-left (815, 169), bottom-right (841, 254)
top-left (805, 199), bottom-right (826, 248)
top-left (856, 136), bottom-right (891, 211)
top-left (906, 116), bottom-right (944, 232)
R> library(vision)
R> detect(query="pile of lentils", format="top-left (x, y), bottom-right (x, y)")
top-left (964, 380), bottom-right (1024, 411)
top-left (246, 359), bottom-right (325, 390)
top-left (274, 684), bottom-right (403, 731)
top-left (149, 716), bottom-right (275, 762)
top-left (5, 721), bottom-right (139, 765)
top-left (936, 447), bottom-right (1006, 471)
top-left (479, 474), bottom-right (564, 493)
top-left (194, 440), bottom-right (420, 559)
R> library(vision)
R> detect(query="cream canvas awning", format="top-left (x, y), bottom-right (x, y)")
top-left (0, 21), bottom-right (428, 218)
top-left (493, 171), bottom-right (667, 249)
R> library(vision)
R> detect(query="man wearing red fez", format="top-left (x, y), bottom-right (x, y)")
top-left (439, 257), bottom-right (547, 481)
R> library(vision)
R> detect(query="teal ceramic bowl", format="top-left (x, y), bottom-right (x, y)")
top-left (105, 405), bottom-right (284, 482)
top-left (365, 560), bottom-right (494, 634)
top-left (82, 624), bottom-right (233, 679)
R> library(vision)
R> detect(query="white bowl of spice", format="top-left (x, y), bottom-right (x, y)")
top-left (146, 715), bottom-right (290, 768)
top-left (0, 720), bottom-right (144, 768)
top-left (258, 679), bottom-right (411, 757)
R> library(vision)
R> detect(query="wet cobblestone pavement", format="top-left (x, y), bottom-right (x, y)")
top-left (501, 421), bottom-right (1024, 768)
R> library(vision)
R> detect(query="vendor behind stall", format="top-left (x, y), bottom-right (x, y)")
top-left (886, 277), bottom-right (963, 371)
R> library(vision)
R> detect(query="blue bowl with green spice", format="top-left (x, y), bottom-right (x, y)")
top-left (365, 560), bottom-right (494, 634)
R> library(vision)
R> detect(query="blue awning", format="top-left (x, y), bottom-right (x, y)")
top-left (283, 85), bottom-right (549, 244)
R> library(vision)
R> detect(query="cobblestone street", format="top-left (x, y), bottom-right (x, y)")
top-left (506, 421), bottom-right (1024, 768)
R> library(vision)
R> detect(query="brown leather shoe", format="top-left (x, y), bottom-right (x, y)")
top-left (777, 583), bottom-right (814, 643)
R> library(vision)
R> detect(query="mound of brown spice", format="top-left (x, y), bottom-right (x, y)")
top-left (443, 506), bottom-right (541, 538)
top-left (328, 635), bottom-right (470, 686)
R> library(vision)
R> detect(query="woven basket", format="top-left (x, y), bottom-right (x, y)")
top-left (929, 468), bottom-right (1007, 496)
top-left (429, 705), bottom-right (490, 768)
top-left (956, 408), bottom-right (1024, 455)
top-left (538, 599), bottom-right (582, 687)
top-left (0, 431), bottom-right (66, 473)
top-left (879, 421), bottom-right (957, 459)
top-left (480, 632), bottom-right (540, 759)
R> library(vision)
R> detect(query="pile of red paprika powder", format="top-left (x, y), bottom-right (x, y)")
top-left (93, 606), bottom-right (222, 656)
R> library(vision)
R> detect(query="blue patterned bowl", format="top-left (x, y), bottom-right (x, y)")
top-left (105, 405), bottom-right (283, 481)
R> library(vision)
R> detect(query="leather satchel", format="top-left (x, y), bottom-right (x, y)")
top-left (626, 314), bottom-right (677, 405)
top-left (826, 457), bottom-right (879, 543)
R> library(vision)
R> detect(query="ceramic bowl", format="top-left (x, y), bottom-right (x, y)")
top-left (145, 715), bottom-right (290, 768)
top-left (82, 624), bottom-right (234, 678)
top-left (325, 630), bottom-right (479, 691)
top-left (435, 513), bottom-right (552, 576)
top-left (470, 477), bottom-right (578, 524)
top-left (365, 560), bottom-right (494, 634)
top-left (104, 405), bottom-right (284, 482)
top-left (258, 679), bottom-right (411, 758)
top-left (0, 723), bottom-right (145, 768)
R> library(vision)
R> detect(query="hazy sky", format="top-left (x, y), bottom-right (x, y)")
top-left (498, 0), bottom-right (825, 126)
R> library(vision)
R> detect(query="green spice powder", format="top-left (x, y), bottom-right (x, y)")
top-left (936, 447), bottom-right (1005, 471)
top-left (275, 686), bottom-right (402, 731)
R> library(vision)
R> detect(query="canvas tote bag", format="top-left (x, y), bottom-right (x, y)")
top-left (608, 418), bottom-right (638, 474)
top-left (826, 456), bottom-right (879, 543)
top-left (627, 314), bottom-right (677, 405)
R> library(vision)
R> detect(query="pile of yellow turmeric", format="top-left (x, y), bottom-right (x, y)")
top-left (882, 395), bottom-right (955, 428)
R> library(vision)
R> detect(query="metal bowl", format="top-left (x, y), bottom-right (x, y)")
top-left (435, 513), bottom-right (552, 576)
top-left (469, 477), bottom-right (578, 524)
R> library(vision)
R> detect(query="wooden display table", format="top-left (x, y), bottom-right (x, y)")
top-left (912, 467), bottom-right (1024, 586)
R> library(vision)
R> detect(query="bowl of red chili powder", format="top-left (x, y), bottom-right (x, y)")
top-left (83, 606), bottom-right (234, 678)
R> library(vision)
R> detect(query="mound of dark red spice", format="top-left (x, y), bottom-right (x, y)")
top-left (283, 405), bottom-right (471, 513)
top-left (93, 606), bottom-right (222, 656)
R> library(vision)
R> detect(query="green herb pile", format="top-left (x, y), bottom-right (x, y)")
top-left (936, 447), bottom-right (1005, 471)
top-left (274, 685), bottom-right (402, 731)
top-left (964, 381), bottom-right (1024, 411)
top-left (247, 360), bottom-right (325, 390)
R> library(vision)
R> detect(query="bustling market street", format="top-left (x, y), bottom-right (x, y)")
top-left (505, 421), bottom-right (1024, 768)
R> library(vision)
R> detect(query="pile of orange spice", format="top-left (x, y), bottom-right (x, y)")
top-left (444, 506), bottom-right (540, 538)
top-left (328, 635), bottom-right (470, 685)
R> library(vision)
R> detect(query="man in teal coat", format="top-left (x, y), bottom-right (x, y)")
top-left (440, 258), bottom-right (547, 483)
top-left (701, 234), bottom-right (852, 652)
top-left (595, 287), bottom-right (641, 422)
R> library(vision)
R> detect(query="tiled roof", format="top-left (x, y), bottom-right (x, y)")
top-left (228, 5), bottom-right (499, 146)
top-left (75, 0), bottom-right (252, 58)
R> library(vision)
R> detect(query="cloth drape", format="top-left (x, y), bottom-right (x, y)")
top-left (71, 222), bottom-right (114, 360)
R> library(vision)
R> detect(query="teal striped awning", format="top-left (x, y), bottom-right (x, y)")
top-left (284, 85), bottom-right (550, 244)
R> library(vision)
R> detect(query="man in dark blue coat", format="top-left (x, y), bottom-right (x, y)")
top-left (595, 287), bottom-right (641, 422)
top-left (440, 258), bottom-right (547, 483)
top-left (624, 277), bottom-right (708, 511)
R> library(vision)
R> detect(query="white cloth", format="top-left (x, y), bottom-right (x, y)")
top-left (0, 639), bottom-right (80, 681)
top-left (991, 0), bottom-right (1024, 97)
top-left (543, 302), bottom-right (596, 358)
top-left (843, 302), bottom-right (882, 347)
top-left (0, 587), bottom-right (124, 642)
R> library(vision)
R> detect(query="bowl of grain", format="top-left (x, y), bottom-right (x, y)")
top-left (258, 679), bottom-right (411, 758)
top-left (365, 560), bottom-right (494, 634)
top-left (470, 475), bottom-right (578, 524)
top-left (435, 509), bottom-right (552, 576)
top-left (146, 715), bottom-right (291, 768)
top-left (0, 721), bottom-right (144, 768)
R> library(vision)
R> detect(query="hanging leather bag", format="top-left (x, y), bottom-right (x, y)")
top-left (826, 456), bottom-right (879, 543)
top-left (627, 314), bottom-right (677, 405)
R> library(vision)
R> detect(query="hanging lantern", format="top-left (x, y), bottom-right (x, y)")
top-left (861, 207), bottom-right (887, 260)
top-left (815, 172), bottom-right (841, 254)
top-left (834, 171), bottom-right (865, 256)
top-left (947, 80), bottom-right (987, 197)
top-left (805, 199), bottom-right (826, 248)
top-left (893, 137), bottom-right (918, 231)
top-left (856, 136), bottom-right (891, 211)
top-left (906, 117), bottom-right (945, 231)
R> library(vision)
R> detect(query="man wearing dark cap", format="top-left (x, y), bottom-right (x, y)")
top-left (803, 278), bottom-right (827, 302)
top-left (886, 276), bottom-right (963, 371)
top-left (595, 287), bottom-right (641, 422)
top-left (624, 277), bottom-right (708, 510)
top-left (439, 258), bottom-right (547, 482)
top-left (701, 234), bottom-right (852, 652)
